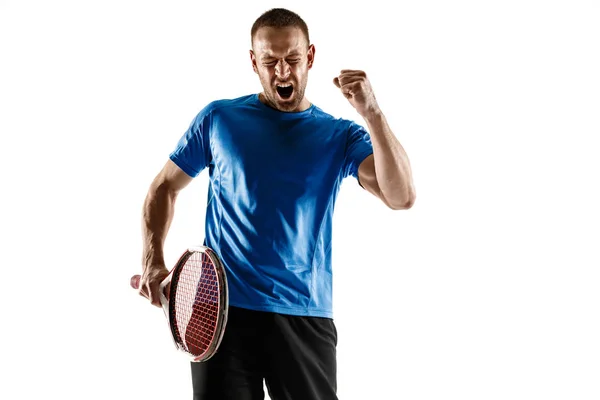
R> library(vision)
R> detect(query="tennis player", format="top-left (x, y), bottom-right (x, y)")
top-left (137, 7), bottom-right (415, 400)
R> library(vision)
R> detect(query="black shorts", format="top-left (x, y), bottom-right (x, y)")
top-left (191, 306), bottom-right (338, 400)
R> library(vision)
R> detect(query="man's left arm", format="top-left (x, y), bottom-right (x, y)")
top-left (334, 69), bottom-right (416, 210)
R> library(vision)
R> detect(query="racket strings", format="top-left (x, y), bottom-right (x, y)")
top-left (172, 252), bottom-right (221, 356)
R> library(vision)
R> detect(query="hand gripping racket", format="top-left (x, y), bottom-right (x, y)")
top-left (131, 246), bottom-right (228, 362)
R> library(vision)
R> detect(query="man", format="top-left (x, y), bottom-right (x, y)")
top-left (137, 7), bottom-right (415, 400)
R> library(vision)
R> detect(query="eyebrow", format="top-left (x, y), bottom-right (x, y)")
top-left (261, 51), bottom-right (301, 60)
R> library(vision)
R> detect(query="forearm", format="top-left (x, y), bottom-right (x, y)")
top-left (364, 110), bottom-right (415, 209)
top-left (141, 182), bottom-right (178, 269)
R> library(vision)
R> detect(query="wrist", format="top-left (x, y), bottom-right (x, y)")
top-left (362, 107), bottom-right (384, 124)
top-left (143, 250), bottom-right (165, 270)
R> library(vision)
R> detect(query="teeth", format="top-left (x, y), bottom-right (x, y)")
top-left (277, 83), bottom-right (292, 88)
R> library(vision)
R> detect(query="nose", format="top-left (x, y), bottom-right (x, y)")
top-left (275, 60), bottom-right (291, 80)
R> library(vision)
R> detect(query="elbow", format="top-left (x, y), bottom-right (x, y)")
top-left (387, 191), bottom-right (416, 211)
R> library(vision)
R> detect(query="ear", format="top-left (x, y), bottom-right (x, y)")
top-left (307, 44), bottom-right (315, 70)
top-left (249, 49), bottom-right (258, 74)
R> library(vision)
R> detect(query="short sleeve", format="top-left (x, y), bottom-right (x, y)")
top-left (343, 121), bottom-right (374, 179)
top-left (169, 105), bottom-right (213, 178)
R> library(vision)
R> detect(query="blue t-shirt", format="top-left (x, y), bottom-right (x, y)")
top-left (169, 93), bottom-right (373, 318)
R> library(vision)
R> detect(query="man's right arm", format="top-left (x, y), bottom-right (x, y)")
top-left (139, 159), bottom-right (193, 307)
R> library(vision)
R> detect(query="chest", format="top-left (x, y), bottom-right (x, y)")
top-left (210, 116), bottom-right (346, 186)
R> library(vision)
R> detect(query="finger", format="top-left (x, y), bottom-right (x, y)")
top-left (150, 298), bottom-right (162, 308)
top-left (149, 284), bottom-right (164, 308)
top-left (136, 279), bottom-right (157, 306)
top-left (340, 70), bottom-right (366, 77)
top-left (148, 292), bottom-right (161, 308)
top-left (339, 81), bottom-right (363, 95)
top-left (130, 275), bottom-right (141, 289)
top-left (338, 75), bottom-right (364, 87)
top-left (333, 76), bottom-right (341, 88)
top-left (137, 283), bottom-right (149, 299)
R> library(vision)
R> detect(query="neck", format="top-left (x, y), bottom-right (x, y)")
top-left (258, 92), bottom-right (311, 112)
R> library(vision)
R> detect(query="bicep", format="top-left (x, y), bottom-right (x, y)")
top-left (152, 159), bottom-right (194, 194)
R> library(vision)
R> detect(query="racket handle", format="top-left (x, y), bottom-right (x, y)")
top-left (130, 274), bottom-right (141, 289)
top-left (159, 274), bottom-right (172, 313)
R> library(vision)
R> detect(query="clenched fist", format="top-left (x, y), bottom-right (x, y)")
top-left (333, 70), bottom-right (380, 118)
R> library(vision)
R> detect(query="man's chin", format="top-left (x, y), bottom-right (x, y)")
top-left (271, 94), bottom-right (300, 111)
top-left (275, 92), bottom-right (295, 103)
top-left (260, 91), bottom-right (304, 112)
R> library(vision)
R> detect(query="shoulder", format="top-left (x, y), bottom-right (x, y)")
top-left (196, 94), bottom-right (257, 119)
top-left (309, 105), bottom-right (360, 134)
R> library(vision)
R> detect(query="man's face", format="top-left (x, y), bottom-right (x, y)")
top-left (250, 26), bottom-right (315, 112)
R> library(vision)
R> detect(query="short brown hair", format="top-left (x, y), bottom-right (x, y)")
top-left (251, 8), bottom-right (310, 47)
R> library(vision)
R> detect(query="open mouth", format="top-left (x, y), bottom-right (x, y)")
top-left (276, 84), bottom-right (294, 99)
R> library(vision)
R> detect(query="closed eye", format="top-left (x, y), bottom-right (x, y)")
top-left (262, 59), bottom-right (300, 66)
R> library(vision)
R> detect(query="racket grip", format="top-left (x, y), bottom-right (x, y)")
top-left (130, 274), bottom-right (141, 289)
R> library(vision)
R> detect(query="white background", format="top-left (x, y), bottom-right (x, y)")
top-left (1, 0), bottom-right (599, 399)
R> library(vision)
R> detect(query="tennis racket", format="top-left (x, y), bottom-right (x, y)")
top-left (131, 246), bottom-right (228, 362)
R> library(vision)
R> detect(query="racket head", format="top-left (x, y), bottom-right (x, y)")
top-left (167, 246), bottom-right (228, 362)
